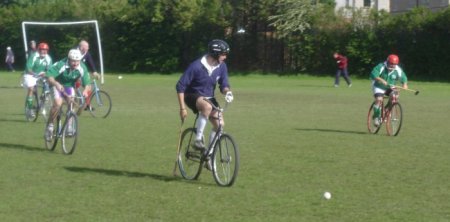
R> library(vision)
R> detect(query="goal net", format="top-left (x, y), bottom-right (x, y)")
top-left (22, 20), bottom-right (105, 83)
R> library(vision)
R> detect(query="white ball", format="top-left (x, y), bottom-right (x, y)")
top-left (323, 192), bottom-right (331, 200)
top-left (118, 75), bottom-right (123, 79)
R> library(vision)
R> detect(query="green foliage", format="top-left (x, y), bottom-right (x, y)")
top-left (1, 1), bottom-right (449, 81)
top-left (268, 0), bottom-right (315, 38)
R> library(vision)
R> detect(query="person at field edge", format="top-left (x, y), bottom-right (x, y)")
top-left (370, 54), bottom-right (408, 127)
top-left (45, 49), bottom-right (91, 140)
top-left (77, 40), bottom-right (100, 111)
top-left (23, 43), bottom-right (53, 118)
top-left (5, 46), bottom-right (15, 72)
top-left (27, 40), bottom-right (37, 59)
top-left (333, 52), bottom-right (352, 87)
top-left (176, 39), bottom-right (234, 166)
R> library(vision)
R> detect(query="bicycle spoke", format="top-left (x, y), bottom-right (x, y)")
top-left (62, 113), bottom-right (78, 154)
top-left (89, 90), bottom-right (112, 118)
top-left (212, 134), bottom-right (239, 186)
top-left (178, 128), bottom-right (202, 180)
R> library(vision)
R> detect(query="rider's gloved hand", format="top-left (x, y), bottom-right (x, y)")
top-left (92, 72), bottom-right (101, 80)
top-left (225, 91), bottom-right (234, 103)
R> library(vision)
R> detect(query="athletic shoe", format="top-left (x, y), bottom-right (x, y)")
top-left (193, 139), bottom-right (205, 151)
top-left (334, 84), bottom-right (339, 87)
top-left (28, 109), bottom-right (36, 119)
top-left (204, 159), bottom-right (213, 171)
top-left (373, 117), bottom-right (381, 127)
top-left (348, 84), bottom-right (352, 87)
top-left (84, 105), bottom-right (95, 111)
top-left (45, 124), bottom-right (54, 141)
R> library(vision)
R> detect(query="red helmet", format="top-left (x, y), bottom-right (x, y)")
top-left (38, 42), bottom-right (49, 50)
top-left (387, 54), bottom-right (399, 65)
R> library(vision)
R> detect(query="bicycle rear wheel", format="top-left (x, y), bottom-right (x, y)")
top-left (212, 134), bottom-right (239, 187)
top-left (386, 103), bottom-right (403, 136)
top-left (62, 112), bottom-right (78, 155)
top-left (178, 128), bottom-right (203, 180)
top-left (89, 90), bottom-right (112, 118)
top-left (45, 113), bottom-right (61, 151)
top-left (25, 90), bottom-right (39, 122)
top-left (367, 102), bottom-right (382, 134)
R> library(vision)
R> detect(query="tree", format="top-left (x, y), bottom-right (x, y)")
top-left (268, 0), bottom-right (316, 38)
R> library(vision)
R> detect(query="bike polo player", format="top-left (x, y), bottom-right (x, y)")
top-left (23, 42), bottom-right (53, 118)
top-left (176, 39), bottom-right (234, 150)
top-left (45, 49), bottom-right (91, 140)
top-left (370, 54), bottom-right (408, 127)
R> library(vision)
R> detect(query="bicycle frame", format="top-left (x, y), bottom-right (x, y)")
top-left (202, 100), bottom-right (226, 158)
top-left (368, 89), bottom-right (403, 136)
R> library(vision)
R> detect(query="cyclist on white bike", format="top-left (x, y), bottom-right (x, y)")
top-left (370, 54), bottom-right (408, 126)
top-left (23, 42), bottom-right (53, 118)
top-left (45, 49), bottom-right (91, 140)
top-left (176, 39), bottom-right (234, 150)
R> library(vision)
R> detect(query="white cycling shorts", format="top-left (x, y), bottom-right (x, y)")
top-left (23, 74), bottom-right (38, 88)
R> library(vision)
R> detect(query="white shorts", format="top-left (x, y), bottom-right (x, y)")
top-left (372, 86), bottom-right (387, 95)
top-left (23, 74), bottom-right (38, 88)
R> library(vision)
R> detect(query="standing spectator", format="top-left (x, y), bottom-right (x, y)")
top-left (5, 46), bottom-right (15, 72)
top-left (27, 40), bottom-right (37, 59)
top-left (77, 40), bottom-right (100, 111)
top-left (78, 40), bottom-right (100, 79)
top-left (333, 52), bottom-right (352, 87)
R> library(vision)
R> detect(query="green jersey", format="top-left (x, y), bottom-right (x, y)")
top-left (46, 58), bottom-right (91, 87)
top-left (370, 62), bottom-right (407, 90)
top-left (26, 53), bottom-right (52, 75)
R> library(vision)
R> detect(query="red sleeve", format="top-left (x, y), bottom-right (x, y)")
top-left (338, 55), bottom-right (347, 68)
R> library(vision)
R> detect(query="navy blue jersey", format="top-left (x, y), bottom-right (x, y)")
top-left (176, 56), bottom-right (230, 97)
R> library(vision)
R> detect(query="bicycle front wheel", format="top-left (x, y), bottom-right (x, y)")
top-left (45, 114), bottom-right (61, 151)
top-left (367, 102), bottom-right (382, 134)
top-left (212, 133), bottom-right (239, 187)
top-left (62, 112), bottom-right (78, 155)
top-left (386, 103), bottom-right (403, 136)
top-left (40, 92), bottom-right (53, 121)
top-left (178, 128), bottom-right (203, 180)
top-left (89, 90), bottom-right (112, 118)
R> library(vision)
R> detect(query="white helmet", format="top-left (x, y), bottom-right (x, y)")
top-left (68, 49), bottom-right (82, 61)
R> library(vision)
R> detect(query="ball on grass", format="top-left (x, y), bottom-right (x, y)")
top-left (323, 191), bottom-right (331, 200)
top-left (118, 75), bottom-right (123, 79)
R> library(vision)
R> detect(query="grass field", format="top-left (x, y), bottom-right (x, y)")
top-left (1, 71), bottom-right (450, 221)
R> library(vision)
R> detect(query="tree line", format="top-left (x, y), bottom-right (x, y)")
top-left (1, 0), bottom-right (449, 81)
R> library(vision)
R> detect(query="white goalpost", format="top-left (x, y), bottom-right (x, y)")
top-left (22, 20), bottom-right (105, 84)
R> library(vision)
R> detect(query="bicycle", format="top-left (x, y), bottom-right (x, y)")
top-left (367, 89), bottom-right (403, 136)
top-left (75, 77), bottom-right (112, 118)
top-left (45, 91), bottom-right (79, 155)
top-left (177, 98), bottom-right (239, 186)
top-left (25, 75), bottom-right (53, 122)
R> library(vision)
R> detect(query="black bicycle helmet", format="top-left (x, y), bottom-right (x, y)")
top-left (208, 39), bottom-right (230, 58)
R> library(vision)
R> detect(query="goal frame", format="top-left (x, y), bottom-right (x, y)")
top-left (22, 20), bottom-right (105, 83)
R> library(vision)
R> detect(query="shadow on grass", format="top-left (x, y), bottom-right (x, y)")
top-left (64, 166), bottom-right (213, 186)
top-left (295, 128), bottom-right (367, 135)
top-left (295, 84), bottom-right (333, 88)
top-left (0, 142), bottom-right (47, 152)
top-left (0, 85), bottom-right (22, 89)
top-left (0, 118), bottom-right (28, 123)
